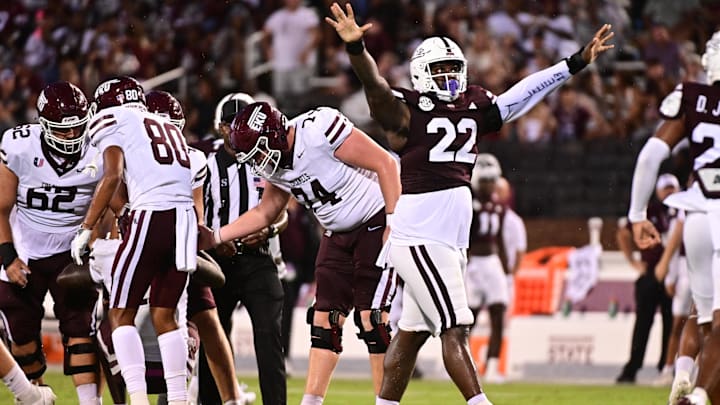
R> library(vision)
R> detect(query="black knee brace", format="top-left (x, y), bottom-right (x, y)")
top-left (12, 339), bottom-right (47, 380)
top-left (355, 309), bottom-right (392, 354)
top-left (307, 306), bottom-right (344, 353)
top-left (64, 339), bottom-right (98, 376)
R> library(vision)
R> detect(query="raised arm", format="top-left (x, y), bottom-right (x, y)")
top-left (495, 24), bottom-right (614, 123)
top-left (326, 2), bottom-right (410, 150)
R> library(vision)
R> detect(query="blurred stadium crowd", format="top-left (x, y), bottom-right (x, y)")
top-left (1, 0), bottom-right (719, 221)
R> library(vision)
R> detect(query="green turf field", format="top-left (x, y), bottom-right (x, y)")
top-left (0, 371), bottom-right (669, 404)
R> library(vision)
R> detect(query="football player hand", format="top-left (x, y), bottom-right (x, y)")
top-left (6, 258), bottom-right (30, 288)
top-left (326, 2), bottom-right (372, 43)
top-left (631, 220), bottom-right (661, 250)
top-left (215, 241), bottom-right (237, 257)
top-left (382, 225), bottom-right (391, 244)
top-left (655, 258), bottom-right (669, 282)
top-left (241, 228), bottom-right (269, 248)
top-left (71, 227), bottom-right (92, 265)
top-left (665, 283), bottom-right (676, 298)
top-left (581, 24), bottom-right (615, 64)
top-left (197, 224), bottom-right (217, 251)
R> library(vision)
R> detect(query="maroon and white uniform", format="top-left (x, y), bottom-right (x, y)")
top-left (89, 106), bottom-right (196, 309)
top-left (0, 124), bottom-right (101, 346)
top-left (465, 199), bottom-right (509, 308)
top-left (659, 82), bottom-right (720, 321)
top-left (264, 107), bottom-right (394, 314)
top-left (387, 54), bottom-right (579, 335)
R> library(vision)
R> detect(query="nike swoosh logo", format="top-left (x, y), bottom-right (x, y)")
top-left (367, 225), bottom-right (383, 232)
top-left (297, 150), bottom-right (305, 159)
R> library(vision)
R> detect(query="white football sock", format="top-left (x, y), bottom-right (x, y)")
top-left (112, 325), bottom-right (147, 397)
top-left (676, 356), bottom-right (695, 375)
top-left (76, 383), bottom-right (100, 404)
top-left (301, 394), bottom-right (325, 405)
top-left (468, 393), bottom-right (493, 405)
top-left (158, 329), bottom-right (188, 402)
top-left (375, 397), bottom-right (399, 405)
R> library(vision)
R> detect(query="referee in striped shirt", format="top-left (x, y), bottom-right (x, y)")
top-left (197, 93), bottom-right (288, 405)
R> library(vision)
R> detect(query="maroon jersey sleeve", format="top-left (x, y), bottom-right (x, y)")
top-left (393, 86), bottom-right (502, 194)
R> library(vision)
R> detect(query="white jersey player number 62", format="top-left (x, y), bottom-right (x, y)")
top-left (427, 117), bottom-right (477, 163)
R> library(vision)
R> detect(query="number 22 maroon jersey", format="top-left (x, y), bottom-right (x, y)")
top-left (391, 85), bottom-right (502, 194)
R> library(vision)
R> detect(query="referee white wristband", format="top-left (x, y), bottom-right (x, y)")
top-left (213, 228), bottom-right (223, 245)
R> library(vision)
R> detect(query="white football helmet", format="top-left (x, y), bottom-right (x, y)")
top-left (702, 30), bottom-right (720, 84)
top-left (471, 154), bottom-right (501, 192)
top-left (410, 37), bottom-right (467, 102)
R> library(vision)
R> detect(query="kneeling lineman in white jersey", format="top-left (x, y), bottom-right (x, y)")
top-left (199, 102), bottom-right (400, 405)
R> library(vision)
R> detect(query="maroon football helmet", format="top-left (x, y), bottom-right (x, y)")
top-left (37, 81), bottom-right (91, 157)
top-left (93, 76), bottom-right (146, 112)
top-left (229, 102), bottom-right (288, 176)
top-left (146, 90), bottom-right (185, 130)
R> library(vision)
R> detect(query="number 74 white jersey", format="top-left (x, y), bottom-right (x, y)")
top-left (89, 106), bottom-right (193, 211)
top-left (266, 107), bottom-right (385, 232)
top-left (1, 124), bottom-right (103, 258)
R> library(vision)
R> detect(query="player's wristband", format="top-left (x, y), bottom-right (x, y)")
top-left (0, 242), bottom-right (18, 268)
top-left (386, 213), bottom-right (393, 227)
top-left (213, 228), bottom-right (223, 246)
top-left (565, 47), bottom-right (587, 75)
top-left (346, 39), bottom-right (365, 56)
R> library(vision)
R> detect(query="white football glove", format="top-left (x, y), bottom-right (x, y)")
top-left (71, 228), bottom-right (93, 265)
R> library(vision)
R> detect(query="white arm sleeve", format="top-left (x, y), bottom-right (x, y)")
top-left (495, 60), bottom-right (571, 123)
top-left (628, 137), bottom-right (671, 222)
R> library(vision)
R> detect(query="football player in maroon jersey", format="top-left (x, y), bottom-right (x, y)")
top-left (327, 3), bottom-right (614, 404)
top-left (627, 31), bottom-right (720, 405)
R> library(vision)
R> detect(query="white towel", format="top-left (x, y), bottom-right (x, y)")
top-left (89, 238), bottom-right (122, 292)
top-left (375, 240), bottom-right (392, 269)
top-left (175, 206), bottom-right (198, 273)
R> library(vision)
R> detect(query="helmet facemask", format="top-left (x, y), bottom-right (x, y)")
top-left (236, 136), bottom-right (282, 177)
top-left (39, 114), bottom-right (91, 157)
top-left (427, 60), bottom-right (467, 102)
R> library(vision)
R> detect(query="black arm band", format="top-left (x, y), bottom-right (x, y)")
top-left (565, 47), bottom-right (588, 75)
top-left (0, 242), bottom-right (18, 268)
top-left (346, 40), bottom-right (365, 56)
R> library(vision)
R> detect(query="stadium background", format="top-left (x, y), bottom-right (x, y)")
top-left (2, 0), bottom-right (719, 403)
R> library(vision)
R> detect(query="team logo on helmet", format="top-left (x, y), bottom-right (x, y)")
top-left (247, 105), bottom-right (267, 132)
